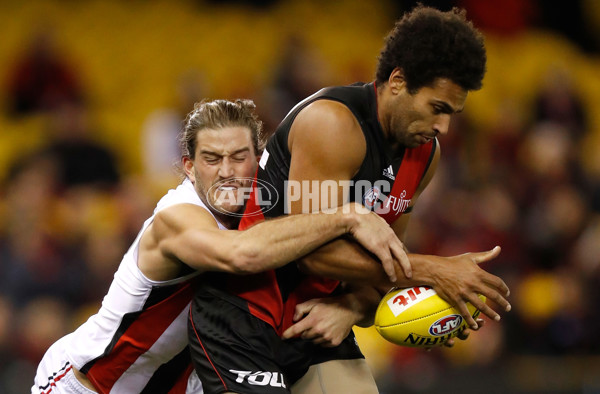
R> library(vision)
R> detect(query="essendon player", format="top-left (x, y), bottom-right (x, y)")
top-left (32, 99), bottom-right (408, 394)
top-left (189, 6), bottom-right (511, 394)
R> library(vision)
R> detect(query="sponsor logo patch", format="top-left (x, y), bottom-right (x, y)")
top-left (363, 186), bottom-right (382, 209)
top-left (229, 370), bottom-right (287, 388)
top-left (383, 165), bottom-right (395, 180)
top-left (386, 286), bottom-right (435, 317)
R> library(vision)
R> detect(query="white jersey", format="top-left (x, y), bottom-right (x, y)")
top-left (33, 179), bottom-right (225, 394)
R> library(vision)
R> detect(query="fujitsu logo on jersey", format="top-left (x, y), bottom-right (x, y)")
top-left (382, 189), bottom-right (411, 215)
top-left (230, 370), bottom-right (287, 388)
top-left (363, 185), bottom-right (412, 216)
top-left (386, 286), bottom-right (435, 317)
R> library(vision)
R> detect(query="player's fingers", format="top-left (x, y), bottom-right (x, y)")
top-left (475, 318), bottom-right (485, 329)
top-left (281, 325), bottom-right (300, 340)
top-left (467, 293), bottom-right (500, 322)
top-left (300, 329), bottom-right (318, 341)
top-left (457, 318), bottom-right (483, 341)
top-left (444, 338), bottom-right (455, 347)
top-left (478, 303), bottom-right (501, 322)
top-left (391, 241), bottom-right (412, 279)
top-left (456, 328), bottom-right (471, 341)
top-left (293, 300), bottom-right (318, 321)
top-left (481, 285), bottom-right (511, 313)
top-left (455, 300), bottom-right (477, 329)
top-left (282, 319), bottom-right (311, 339)
top-left (379, 253), bottom-right (397, 283)
top-left (482, 274), bottom-right (511, 300)
top-left (310, 336), bottom-right (327, 346)
top-left (472, 246), bottom-right (501, 264)
top-left (477, 281), bottom-right (511, 313)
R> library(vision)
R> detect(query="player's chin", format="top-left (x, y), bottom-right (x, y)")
top-left (212, 203), bottom-right (244, 216)
top-left (406, 132), bottom-right (434, 147)
top-left (405, 139), bottom-right (424, 149)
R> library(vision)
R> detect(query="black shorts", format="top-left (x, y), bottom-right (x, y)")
top-left (187, 288), bottom-right (364, 394)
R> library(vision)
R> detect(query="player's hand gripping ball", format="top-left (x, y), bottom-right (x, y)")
top-left (374, 286), bottom-right (485, 348)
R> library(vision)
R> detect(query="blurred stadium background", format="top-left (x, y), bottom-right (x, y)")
top-left (1, 0), bottom-right (599, 392)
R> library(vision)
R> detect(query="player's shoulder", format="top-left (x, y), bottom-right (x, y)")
top-left (301, 99), bottom-right (357, 125)
top-left (291, 100), bottom-right (363, 147)
top-left (289, 99), bottom-right (365, 168)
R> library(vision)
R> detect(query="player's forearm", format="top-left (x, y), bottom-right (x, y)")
top-left (229, 208), bottom-right (361, 274)
top-left (299, 239), bottom-right (437, 289)
top-left (298, 238), bottom-right (393, 284)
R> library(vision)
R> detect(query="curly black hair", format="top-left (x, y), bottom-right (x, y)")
top-left (375, 5), bottom-right (486, 93)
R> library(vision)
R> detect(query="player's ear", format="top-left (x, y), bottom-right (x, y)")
top-left (183, 157), bottom-right (196, 183)
top-left (389, 68), bottom-right (406, 94)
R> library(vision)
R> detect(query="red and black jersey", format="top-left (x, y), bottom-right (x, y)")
top-left (228, 82), bottom-right (436, 334)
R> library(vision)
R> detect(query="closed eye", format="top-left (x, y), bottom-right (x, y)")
top-left (231, 153), bottom-right (248, 162)
top-left (432, 104), bottom-right (453, 115)
top-left (202, 154), bottom-right (221, 164)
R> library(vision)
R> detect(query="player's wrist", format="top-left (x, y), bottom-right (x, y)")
top-left (398, 253), bottom-right (437, 287)
top-left (336, 204), bottom-right (357, 235)
top-left (341, 202), bottom-right (363, 235)
top-left (346, 288), bottom-right (379, 326)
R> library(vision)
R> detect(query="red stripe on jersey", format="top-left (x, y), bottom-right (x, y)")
top-left (234, 170), bottom-right (284, 331)
top-left (378, 141), bottom-right (434, 224)
top-left (227, 270), bottom-right (284, 333)
top-left (41, 365), bottom-right (72, 394)
top-left (86, 283), bottom-right (194, 393)
top-left (239, 169), bottom-right (265, 230)
top-left (188, 306), bottom-right (228, 391)
top-left (244, 271), bottom-right (283, 331)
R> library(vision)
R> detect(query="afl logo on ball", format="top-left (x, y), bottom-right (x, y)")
top-left (429, 315), bottom-right (463, 336)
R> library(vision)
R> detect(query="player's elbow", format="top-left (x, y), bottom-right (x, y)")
top-left (227, 244), bottom-right (264, 275)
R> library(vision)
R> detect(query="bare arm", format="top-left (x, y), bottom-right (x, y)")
top-left (137, 199), bottom-right (402, 281)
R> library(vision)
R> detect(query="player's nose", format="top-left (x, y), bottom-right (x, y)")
top-left (218, 159), bottom-right (235, 178)
top-left (433, 114), bottom-right (451, 136)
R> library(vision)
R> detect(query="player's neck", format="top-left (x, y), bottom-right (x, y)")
top-left (214, 211), bottom-right (241, 230)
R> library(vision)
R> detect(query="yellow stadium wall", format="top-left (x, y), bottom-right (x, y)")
top-left (0, 0), bottom-right (599, 182)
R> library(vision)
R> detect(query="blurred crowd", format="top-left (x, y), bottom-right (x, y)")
top-left (1, 0), bottom-right (599, 393)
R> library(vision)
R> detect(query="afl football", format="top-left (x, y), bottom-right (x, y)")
top-left (374, 286), bottom-right (484, 347)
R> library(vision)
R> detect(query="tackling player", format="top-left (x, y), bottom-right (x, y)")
top-left (32, 99), bottom-right (408, 393)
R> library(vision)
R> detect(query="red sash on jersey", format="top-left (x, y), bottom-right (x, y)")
top-left (378, 141), bottom-right (434, 224)
top-left (236, 171), bottom-right (284, 331)
top-left (85, 283), bottom-right (194, 393)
